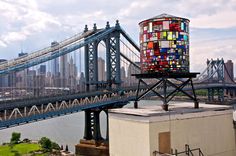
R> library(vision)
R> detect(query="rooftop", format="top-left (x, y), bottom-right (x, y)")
top-left (109, 102), bottom-right (233, 123)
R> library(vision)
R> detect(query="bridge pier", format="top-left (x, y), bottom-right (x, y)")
top-left (208, 88), bottom-right (224, 103)
top-left (76, 109), bottom-right (109, 156)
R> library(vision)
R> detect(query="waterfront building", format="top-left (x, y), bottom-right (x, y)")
top-left (109, 103), bottom-right (236, 156)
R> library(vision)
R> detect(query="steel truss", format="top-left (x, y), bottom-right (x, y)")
top-left (84, 21), bottom-right (121, 91)
top-left (133, 72), bottom-right (199, 111)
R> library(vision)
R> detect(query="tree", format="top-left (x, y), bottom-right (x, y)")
top-left (39, 137), bottom-right (52, 151)
top-left (51, 142), bottom-right (60, 150)
top-left (10, 132), bottom-right (21, 144)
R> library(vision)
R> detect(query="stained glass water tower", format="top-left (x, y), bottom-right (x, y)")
top-left (133, 14), bottom-right (199, 111)
top-left (139, 13), bottom-right (190, 73)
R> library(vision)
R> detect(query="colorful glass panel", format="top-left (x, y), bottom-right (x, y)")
top-left (139, 15), bottom-right (190, 73)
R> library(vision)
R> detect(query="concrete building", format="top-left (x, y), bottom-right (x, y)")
top-left (109, 102), bottom-right (236, 156)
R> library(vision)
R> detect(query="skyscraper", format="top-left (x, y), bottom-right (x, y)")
top-left (98, 57), bottom-right (106, 81)
top-left (68, 56), bottom-right (78, 90)
top-left (51, 41), bottom-right (60, 87)
top-left (16, 52), bottom-right (28, 88)
top-left (224, 60), bottom-right (234, 83)
top-left (60, 54), bottom-right (69, 87)
top-left (120, 66), bottom-right (126, 86)
top-left (51, 58), bottom-right (59, 76)
top-left (0, 59), bottom-right (8, 88)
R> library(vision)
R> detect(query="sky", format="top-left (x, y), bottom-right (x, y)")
top-left (0, 0), bottom-right (236, 73)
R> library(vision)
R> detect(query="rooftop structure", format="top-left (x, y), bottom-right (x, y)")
top-left (109, 102), bottom-right (236, 156)
top-left (139, 13), bottom-right (190, 73)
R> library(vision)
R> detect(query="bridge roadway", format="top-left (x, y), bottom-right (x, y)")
top-left (0, 82), bottom-right (236, 129)
top-left (0, 87), bottom-right (141, 129)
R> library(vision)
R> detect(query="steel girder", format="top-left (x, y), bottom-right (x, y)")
top-left (207, 59), bottom-right (225, 102)
top-left (84, 22), bottom-right (122, 91)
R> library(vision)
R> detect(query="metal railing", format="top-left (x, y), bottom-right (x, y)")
top-left (153, 144), bottom-right (204, 156)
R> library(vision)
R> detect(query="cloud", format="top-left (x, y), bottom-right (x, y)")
top-left (0, 0), bottom-right (236, 76)
top-left (0, 0), bottom-right (60, 47)
top-left (190, 37), bottom-right (236, 72)
top-left (191, 10), bottom-right (236, 29)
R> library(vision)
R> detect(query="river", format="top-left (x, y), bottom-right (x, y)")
top-left (0, 100), bottom-right (164, 152)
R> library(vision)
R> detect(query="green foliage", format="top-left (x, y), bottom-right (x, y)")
top-left (51, 142), bottom-right (60, 150)
top-left (38, 137), bottom-right (60, 151)
top-left (39, 137), bottom-right (52, 151)
top-left (0, 143), bottom-right (41, 156)
top-left (10, 132), bottom-right (21, 144)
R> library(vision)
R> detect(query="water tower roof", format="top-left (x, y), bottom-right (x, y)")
top-left (139, 13), bottom-right (189, 24)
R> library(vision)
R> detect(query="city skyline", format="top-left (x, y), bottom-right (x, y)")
top-left (0, 0), bottom-right (236, 74)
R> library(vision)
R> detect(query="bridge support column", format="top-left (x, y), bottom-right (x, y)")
top-left (93, 110), bottom-right (102, 141)
top-left (76, 109), bottom-right (108, 156)
top-left (105, 110), bottom-right (109, 141)
top-left (83, 110), bottom-right (93, 140)
top-left (105, 21), bottom-right (121, 89)
top-left (84, 24), bottom-right (99, 92)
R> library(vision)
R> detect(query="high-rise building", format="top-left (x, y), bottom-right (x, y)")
top-left (16, 52), bottom-right (28, 88)
top-left (51, 58), bottom-right (59, 76)
top-left (120, 66), bottom-right (126, 86)
top-left (127, 62), bottom-right (140, 86)
top-left (224, 60), bottom-right (234, 83)
top-left (98, 57), bottom-right (106, 81)
top-left (51, 41), bottom-right (60, 87)
top-left (27, 70), bottom-right (36, 89)
top-left (60, 54), bottom-right (69, 87)
top-left (79, 72), bottom-right (86, 92)
top-left (68, 56), bottom-right (78, 90)
top-left (38, 65), bottom-right (46, 75)
top-left (0, 59), bottom-right (8, 88)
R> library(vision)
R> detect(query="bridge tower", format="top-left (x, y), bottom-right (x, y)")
top-left (207, 58), bottom-right (224, 102)
top-left (84, 21), bottom-right (121, 92)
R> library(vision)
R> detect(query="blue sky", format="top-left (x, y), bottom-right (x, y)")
top-left (0, 0), bottom-right (236, 73)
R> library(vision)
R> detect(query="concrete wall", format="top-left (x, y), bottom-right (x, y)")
top-left (109, 111), bottom-right (236, 156)
top-left (149, 112), bottom-right (236, 156)
top-left (109, 116), bottom-right (150, 156)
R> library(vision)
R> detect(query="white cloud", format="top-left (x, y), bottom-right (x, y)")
top-left (0, 0), bottom-right (60, 47)
top-left (0, 0), bottom-right (236, 75)
top-left (190, 37), bottom-right (236, 72)
top-left (0, 40), bottom-right (7, 47)
top-left (191, 10), bottom-right (236, 29)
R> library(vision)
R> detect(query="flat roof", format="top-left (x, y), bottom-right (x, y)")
top-left (109, 102), bottom-right (233, 123)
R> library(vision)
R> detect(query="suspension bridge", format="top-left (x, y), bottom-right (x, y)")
top-left (0, 21), bottom-right (235, 142)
